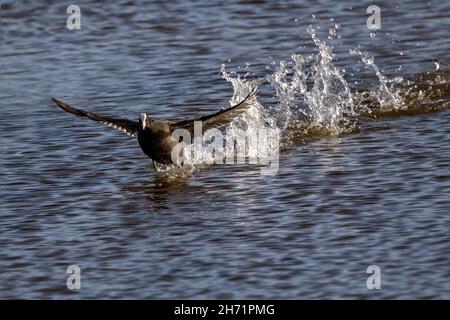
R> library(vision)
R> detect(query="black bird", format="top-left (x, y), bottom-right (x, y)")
top-left (51, 89), bottom-right (256, 169)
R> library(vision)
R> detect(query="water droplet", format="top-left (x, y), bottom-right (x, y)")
top-left (329, 27), bottom-right (337, 38)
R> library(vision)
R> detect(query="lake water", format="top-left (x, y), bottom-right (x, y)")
top-left (0, 0), bottom-right (449, 299)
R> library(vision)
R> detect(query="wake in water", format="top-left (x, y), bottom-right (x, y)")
top-left (156, 25), bottom-right (449, 177)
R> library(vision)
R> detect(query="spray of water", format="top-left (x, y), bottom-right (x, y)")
top-left (220, 25), bottom-right (407, 139)
top-left (349, 48), bottom-right (403, 110)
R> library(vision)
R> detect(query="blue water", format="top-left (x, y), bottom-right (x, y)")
top-left (0, 0), bottom-right (449, 299)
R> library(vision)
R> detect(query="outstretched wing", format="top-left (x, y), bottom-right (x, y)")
top-left (172, 88), bottom-right (257, 135)
top-left (51, 98), bottom-right (140, 137)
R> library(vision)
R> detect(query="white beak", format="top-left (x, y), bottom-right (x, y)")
top-left (140, 113), bottom-right (147, 130)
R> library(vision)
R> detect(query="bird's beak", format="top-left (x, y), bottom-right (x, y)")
top-left (140, 113), bottom-right (147, 130)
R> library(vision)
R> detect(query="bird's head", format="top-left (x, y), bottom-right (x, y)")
top-left (139, 112), bottom-right (150, 130)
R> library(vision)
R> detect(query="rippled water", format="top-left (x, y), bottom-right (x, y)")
top-left (1, 0), bottom-right (449, 299)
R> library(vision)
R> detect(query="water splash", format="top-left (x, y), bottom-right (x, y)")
top-left (350, 48), bottom-right (403, 110)
top-left (223, 25), bottom-right (361, 138)
top-left (220, 25), bottom-right (416, 140)
top-left (304, 25), bottom-right (358, 132)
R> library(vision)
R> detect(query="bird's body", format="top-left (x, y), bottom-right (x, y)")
top-left (137, 120), bottom-right (178, 164)
top-left (51, 89), bottom-right (256, 169)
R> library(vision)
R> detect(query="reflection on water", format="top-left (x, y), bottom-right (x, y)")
top-left (1, 0), bottom-right (449, 299)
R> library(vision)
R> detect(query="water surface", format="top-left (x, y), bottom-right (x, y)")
top-left (1, 0), bottom-right (449, 299)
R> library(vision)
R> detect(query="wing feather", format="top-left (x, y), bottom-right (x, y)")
top-left (51, 98), bottom-right (139, 137)
top-left (172, 88), bottom-right (257, 135)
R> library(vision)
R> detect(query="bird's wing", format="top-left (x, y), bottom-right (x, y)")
top-left (171, 87), bottom-right (257, 135)
top-left (51, 98), bottom-right (140, 137)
